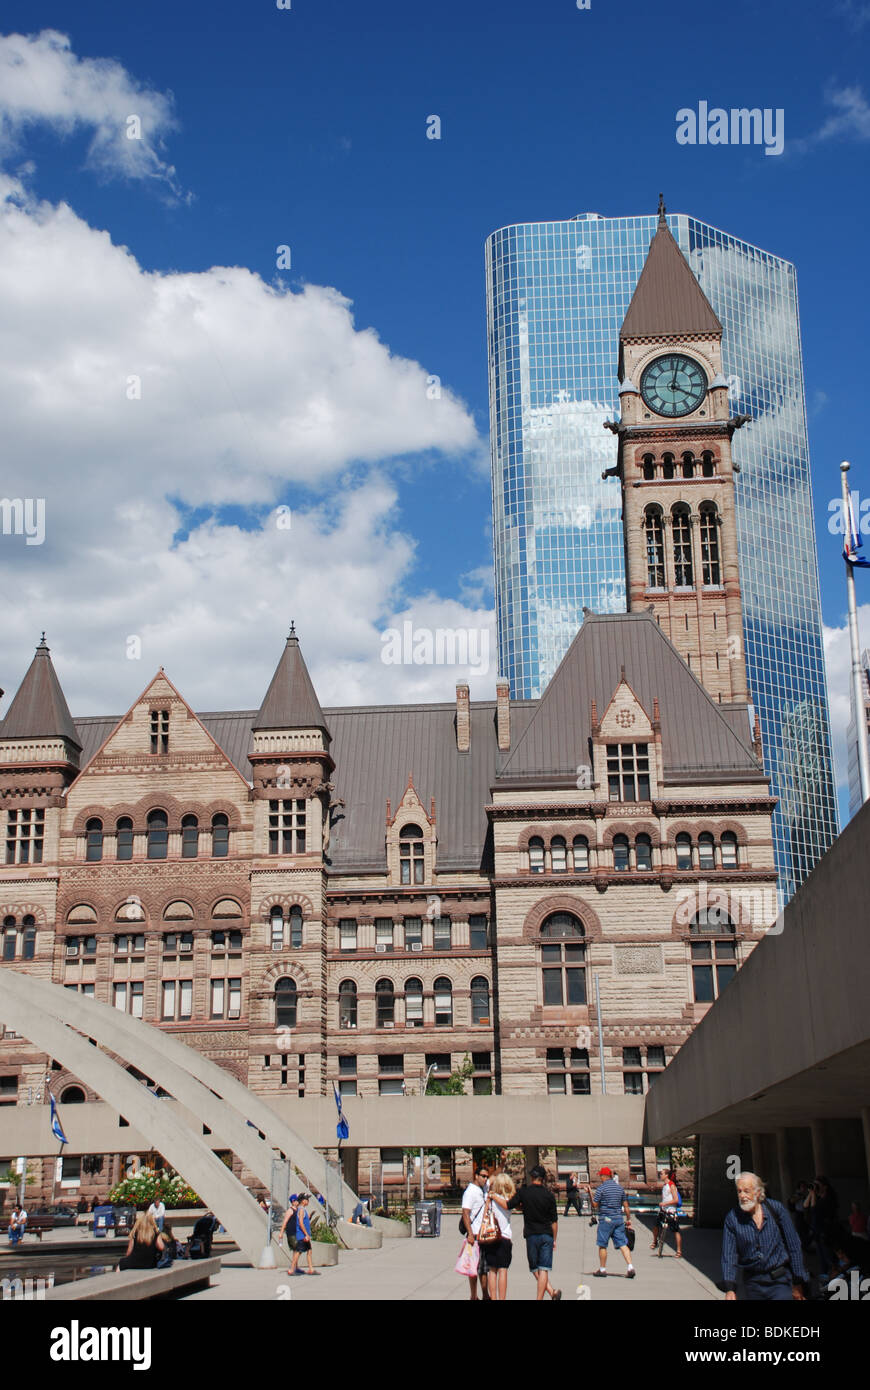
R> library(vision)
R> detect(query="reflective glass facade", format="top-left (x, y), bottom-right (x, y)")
top-left (486, 212), bottom-right (838, 900)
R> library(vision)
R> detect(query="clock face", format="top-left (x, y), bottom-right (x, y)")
top-left (640, 354), bottom-right (707, 417)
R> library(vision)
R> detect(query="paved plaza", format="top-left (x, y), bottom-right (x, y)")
top-left (185, 1214), bottom-right (722, 1302)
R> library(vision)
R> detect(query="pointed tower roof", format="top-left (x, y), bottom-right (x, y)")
top-left (0, 635), bottom-right (81, 748)
top-left (253, 624), bottom-right (331, 739)
top-left (620, 198), bottom-right (722, 341)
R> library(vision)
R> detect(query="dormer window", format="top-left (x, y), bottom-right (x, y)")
top-left (606, 744), bottom-right (650, 802)
top-left (399, 824), bottom-right (425, 885)
top-left (150, 709), bottom-right (169, 755)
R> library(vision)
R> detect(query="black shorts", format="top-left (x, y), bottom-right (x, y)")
top-left (296, 1239), bottom-right (312, 1252)
top-left (483, 1238), bottom-right (512, 1270)
top-left (658, 1211), bottom-right (679, 1231)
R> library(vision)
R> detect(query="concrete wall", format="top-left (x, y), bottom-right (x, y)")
top-left (0, 1093), bottom-right (646, 1154)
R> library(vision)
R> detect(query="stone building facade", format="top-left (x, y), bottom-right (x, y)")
top-left (0, 217), bottom-right (779, 1205)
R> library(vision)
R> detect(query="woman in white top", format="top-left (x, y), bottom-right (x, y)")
top-left (652, 1170), bottom-right (682, 1257)
top-left (483, 1174), bottom-right (516, 1301)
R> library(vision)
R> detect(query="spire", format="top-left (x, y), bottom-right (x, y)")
top-left (253, 626), bottom-right (330, 738)
top-left (0, 636), bottom-right (81, 748)
top-left (620, 203), bottom-right (722, 341)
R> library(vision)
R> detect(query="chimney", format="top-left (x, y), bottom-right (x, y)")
top-left (496, 678), bottom-right (511, 751)
top-left (753, 712), bottom-right (763, 763)
top-left (455, 683), bottom-right (470, 752)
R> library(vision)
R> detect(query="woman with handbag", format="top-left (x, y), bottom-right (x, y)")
top-left (482, 1174), bottom-right (515, 1301)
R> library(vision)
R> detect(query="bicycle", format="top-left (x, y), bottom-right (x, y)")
top-left (652, 1206), bottom-right (679, 1257)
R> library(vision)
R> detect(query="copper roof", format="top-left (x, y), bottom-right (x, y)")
top-left (252, 626), bottom-right (330, 738)
top-left (0, 637), bottom-right (81, 749)
top-left (620, 213), bottom-right (722, 341)
top-left (67, 614), bottom-right (764, 873)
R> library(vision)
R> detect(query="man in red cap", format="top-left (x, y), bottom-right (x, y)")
top-left (585, 1168), bottom-right (636, 1278)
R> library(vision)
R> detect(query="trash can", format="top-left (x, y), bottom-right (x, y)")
top-left (113, 1205), bottom-right (136, 1237)
top-left (414, 1200), bottom-right (440, 1237)
top-left (92, 1204), bottom-right (115, 1239)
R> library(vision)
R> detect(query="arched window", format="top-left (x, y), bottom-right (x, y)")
top-left (551, 836), bottom-right (567, 873)
top-left (147, 810), bottom-right (168, 861)
top-left (681, 451), bottom-right (695, 479)
top-left (85, 818), bottom-right (103, 862)
top-left (338, 979), bottom-right (357, 1029)
top-left (182, 815), bottom-right (199, 859)
top-left (662, 452), bottom-right (675, 480)
top-left (434, 976), bottom-right (453, 1027)
top-left (572, 835), bottom-right (590, 872)
top-left (701, 450), bottom-right (715, 478)
top-left (3, 920), bottom-right (16, 961)
top-left (635, 834), bottom-right (652, 871)
top-left (376, 979), bottom-right (395, 1028)
top-left (698, 833), bottom-right (716, 870)
top-left (613, 834), bottom-right (630, 872)
top-left (720, 832), bottom-right (739, 869)
top-left (399, 824), bottom-right (425, 885)
top-left (699, 504), bottom-right (721, 585)
top-left (270, 907), bottom-right (284, 951)
top-left (644, 506), bottom-right (665, 588)
top-left (211, 814), bottom-right (229, 858)
top-left (116, 817), bottom-right (134, 861)
top-left (23, 917), bottom-right (36, 959)
top-left (642, 453), bottom-right (655, 480)
top-left (675, 833), bottom-right (693, 870)
top-left (528, 836), bottom-right (545, 874)
top-left (471, 976), bottom-right (490, 1024)
top-left (672, 505), bottom-right (693, 587)
top-left (275, 976), bottom-right (297, 1029)
top-left (404, 977), bottom-right (423, 1028)
top-left (540, 913), bottom-right (586, 1006)
top-left (289, 905), bottom-right (303, 949)
top-left (60, 1086), bottom-right (86, 1104)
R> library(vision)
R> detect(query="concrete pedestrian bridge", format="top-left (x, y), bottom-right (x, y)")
top-left (0, 970), bottom-right (363, 1266)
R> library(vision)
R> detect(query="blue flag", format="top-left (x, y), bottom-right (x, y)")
top-left (49, 1091), bottom-right (69, 1146)
top-left (333, 1082), bottom-right (349, 1141)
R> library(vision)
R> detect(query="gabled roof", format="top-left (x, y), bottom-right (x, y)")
top-left (498, 612), bottom-right (760, 783)
top-left (0, 636), bottom-right (81, 749)
top-left (253, 627), bottom-right (330, 738)
top-left (620, 212), bottom-right (722, 341)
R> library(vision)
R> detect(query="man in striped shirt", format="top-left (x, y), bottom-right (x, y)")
top-left (722, 1173), bottom-right (808, 1301)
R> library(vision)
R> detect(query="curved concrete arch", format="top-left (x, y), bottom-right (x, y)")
top-left (3, 969), bottom-right (361, 1216)
top-left (0, 972), bottom-right (268, 1266)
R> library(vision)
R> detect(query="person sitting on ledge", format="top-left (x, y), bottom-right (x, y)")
top-left (118, 1212), bottom-right (165, 1271)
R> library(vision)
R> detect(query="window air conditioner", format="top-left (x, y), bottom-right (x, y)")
top-left (375, 944), bottom-right (387, 953)
top-left (178, 942), bottom-right (193, 953)
top-left (381, 1020), bottom-right (394, 1029)
top-left (65, 944), bottom-right (78, 956)
top-left (410, 941), bottom-right (423, 952)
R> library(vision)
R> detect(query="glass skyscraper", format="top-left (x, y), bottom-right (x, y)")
top-left (486, 210), bottom-right (838, 901)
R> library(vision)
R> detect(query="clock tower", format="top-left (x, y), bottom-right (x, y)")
top-left (606, 199), bottom-right (750, 708)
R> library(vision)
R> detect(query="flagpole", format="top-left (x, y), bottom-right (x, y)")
top-left (842, 461), bottom-right (870, 805)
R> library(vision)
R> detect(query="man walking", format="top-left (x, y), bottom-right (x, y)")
top-left (461, 1165), bottom-right (490, 1300)
top-left (721, 1173), bottom-right (807, 1301)
top-left (508, 1165), bottom-right (561, 1300)
top-left (587, 1167), bottom-right (636, 1278)
top-left (564, 1172), bottom-right (583, 1218)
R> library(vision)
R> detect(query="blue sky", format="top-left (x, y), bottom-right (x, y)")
top-left (0, 0), bottom-right (868, 816)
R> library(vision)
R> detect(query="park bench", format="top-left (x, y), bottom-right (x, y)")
top-left (0, 1214), bottom-right (55, 1241)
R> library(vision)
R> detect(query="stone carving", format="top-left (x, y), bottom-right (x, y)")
top-left (614, 945), bottom-right (662, 975)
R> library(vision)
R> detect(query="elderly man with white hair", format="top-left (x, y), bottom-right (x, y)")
top-left (721, 1172), bottom-right (808, 1301)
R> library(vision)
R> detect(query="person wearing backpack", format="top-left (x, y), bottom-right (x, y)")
top-left (721, 1172), bottom-right (808, 1301)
